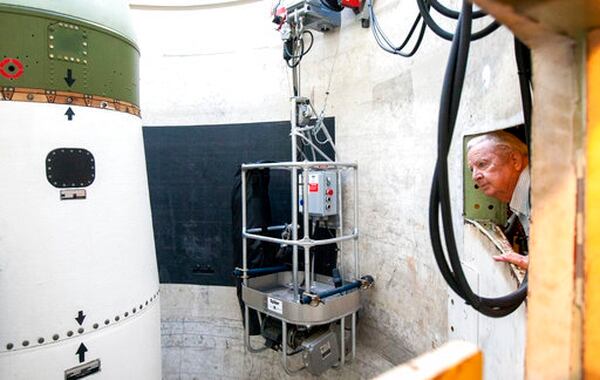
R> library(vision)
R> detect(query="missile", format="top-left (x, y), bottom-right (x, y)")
top-left (0, 1), bottom-right (161, 379)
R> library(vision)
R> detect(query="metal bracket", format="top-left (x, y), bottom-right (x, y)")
top-left (302, 291), bottom-right (321, 306)
top-left (233, 267), bottom-right (249, 280)
top-left (2, 87), bottom-right (14, 100)
top-left (359, 274), bottom-right (375, 290)
top-left (360, 280), bottom-right (372, 290)
top-left (45, 90), bottom-right (57, 103)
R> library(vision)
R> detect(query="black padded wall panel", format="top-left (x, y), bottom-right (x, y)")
top-left (143, 119), bottom-right (334, 286)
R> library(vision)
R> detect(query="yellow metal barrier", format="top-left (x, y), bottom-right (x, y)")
top-left (585, 28), bottom-right (600, 379)
top-left (373, 341), bottom-right (482, 380)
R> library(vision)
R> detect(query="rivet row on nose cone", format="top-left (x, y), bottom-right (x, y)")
top-left (2, 290), bottom-right (160, 352)
top-left (0, 87), bottom-right (141, 117)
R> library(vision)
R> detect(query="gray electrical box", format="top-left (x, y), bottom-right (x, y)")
top-left (301, 331), bottom-right (340, 375)
top-left (283, 0), bottom-right (341, 32)
top-left (299, 170), bottom-right (338, 217)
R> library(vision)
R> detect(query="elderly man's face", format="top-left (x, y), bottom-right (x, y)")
top-left (467, 141), bottom-right (524, 203)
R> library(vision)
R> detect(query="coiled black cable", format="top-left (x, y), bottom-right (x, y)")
top-left (368, 0), bottom-right (501, 57)
top-left (284, 30), bottom-right (315, 68)
top-left (429, 0), bottom-right (488, 19)
top-left (514, 37), bottom-right (532, 157)
top-left (429, 0), bottom-right (528, 318)
top-left (416, 0), bottom-right (501, 41)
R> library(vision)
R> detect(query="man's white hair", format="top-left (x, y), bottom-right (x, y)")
top-left (467, 130), bottom-right (528, 156)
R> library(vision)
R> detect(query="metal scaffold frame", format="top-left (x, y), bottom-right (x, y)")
top-left (238, 9), bottom-right (373, 374)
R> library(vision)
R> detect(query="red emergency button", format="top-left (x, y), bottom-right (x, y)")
top-left (326, 188), bottom-right (334, 196)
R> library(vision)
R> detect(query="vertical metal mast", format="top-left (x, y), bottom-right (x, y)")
top-left (290, 11), bottom-right (302, 300)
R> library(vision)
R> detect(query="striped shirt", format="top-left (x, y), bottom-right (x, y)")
top-left (509, 168), bottom-right (530, 237)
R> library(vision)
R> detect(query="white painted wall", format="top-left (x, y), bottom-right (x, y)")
top-left (130, 0), bottom-right (526, 378)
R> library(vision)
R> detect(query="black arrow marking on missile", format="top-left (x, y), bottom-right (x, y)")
top-left (65, 107), bottom-right (75, 121)
top-left (75, 310), bottom-right (86, 326)
top-left (76, 343), bottom-right (87, 363)
top-left (64, 69), bottom-right (76, 87)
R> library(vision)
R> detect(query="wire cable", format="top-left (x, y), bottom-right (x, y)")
top-left (285, 30), bottom-right (314, 68)
top-left (367, 0), bottom-right (427, 57)
top-left (367, 0), bottom-right (501, 57)
top-left (428, 0), bottom-right (527, 318)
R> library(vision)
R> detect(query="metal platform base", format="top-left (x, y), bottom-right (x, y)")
top-left (242, 271), bottom-right (360, 325)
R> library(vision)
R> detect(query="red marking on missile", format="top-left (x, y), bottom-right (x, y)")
top-left (0, 58), bottom-right (24, 79)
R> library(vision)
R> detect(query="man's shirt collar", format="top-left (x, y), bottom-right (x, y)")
top-left (510, 167), bottom-right (530, 219)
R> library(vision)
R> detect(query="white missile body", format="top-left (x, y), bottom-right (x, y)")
top-left (0, 1), bottom-right (162, 379)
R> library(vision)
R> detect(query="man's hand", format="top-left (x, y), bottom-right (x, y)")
top-left (493, 250), bottom-right (529, 270)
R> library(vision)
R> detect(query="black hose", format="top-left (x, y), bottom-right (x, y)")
top-left (514, 37), bottom-right (532, 158)
top-left (429, 0), bottom-right (488, 19)
top-left (430, 169), bottom-right (528, 315)
top-left (447, 2), bottom-right (527, 315)
top-left (416, 0), bottom-right (501, 42)
top-left (429, 0), bottom-right (527, 317)
top-left (429, 167), bottom-right (461, 294)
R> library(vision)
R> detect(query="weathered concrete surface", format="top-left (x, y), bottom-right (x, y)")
top-left (130, 0), bottom-right (526, 378)
top-left (160, 284), bottom-right (395, 379)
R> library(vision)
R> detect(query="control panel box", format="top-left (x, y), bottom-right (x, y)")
top-left (301, 331), bottom-right (340, 376)
top-left (299, 170), bottom-right (338, 217)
